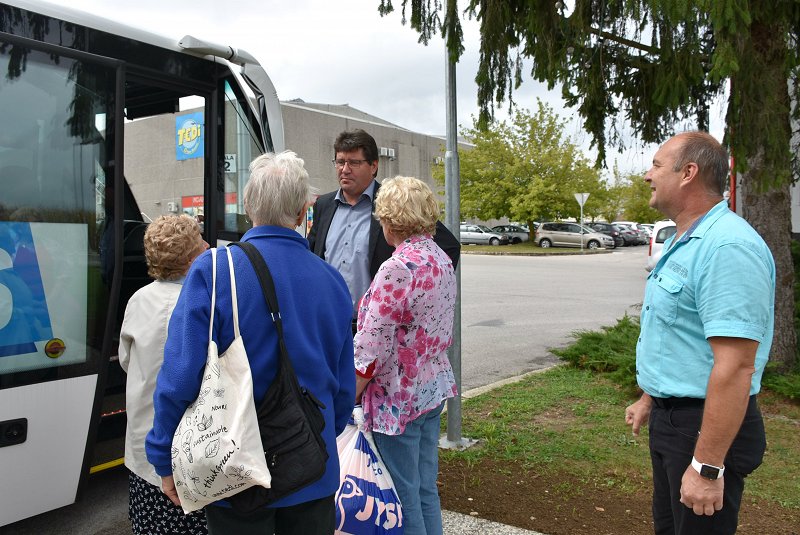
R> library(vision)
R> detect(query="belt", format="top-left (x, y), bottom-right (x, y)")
top-left (650, 396), bottom-right (705, 409)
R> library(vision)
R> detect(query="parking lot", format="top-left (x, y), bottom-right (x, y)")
top-left (458, 245), bottom-right (647, 391)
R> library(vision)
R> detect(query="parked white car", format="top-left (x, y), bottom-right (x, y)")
top-left (646, 220), bottom-right (677, 271)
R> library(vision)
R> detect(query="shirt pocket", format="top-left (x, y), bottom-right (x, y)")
top-left (654, 273), bottom-right (683, 326)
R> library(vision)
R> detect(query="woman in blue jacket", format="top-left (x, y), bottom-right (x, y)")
top-left (146, 151), bottom-right (356, 535)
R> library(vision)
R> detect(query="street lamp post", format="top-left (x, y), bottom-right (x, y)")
top-left (441, 45), bottom-right (475, 451)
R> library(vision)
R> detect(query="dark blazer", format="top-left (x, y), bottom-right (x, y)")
top-left (307, 180), bottom-right (460, 278)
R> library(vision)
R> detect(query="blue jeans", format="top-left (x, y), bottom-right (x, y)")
top-left (373, 403), bottom-right (445, 535)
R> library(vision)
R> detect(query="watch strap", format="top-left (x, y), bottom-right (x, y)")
top-left (691, 456), bottom-right (725, 480)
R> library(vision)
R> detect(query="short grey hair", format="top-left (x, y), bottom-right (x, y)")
top-left (672, 132), bottom-right (729, 196)
top-left (243, 151), bottom-right (309, 227)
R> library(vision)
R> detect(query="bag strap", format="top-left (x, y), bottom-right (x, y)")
top-left (210, 247), bottom-right (241, 342)
top-left (226, 246), bottom-right (241, 339)
top-left (229, 241), bottom-right (297, 377)
top-left (208, 247), bottom-right (217, 342)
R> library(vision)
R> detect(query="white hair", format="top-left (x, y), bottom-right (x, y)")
top-left (243, 151), bottom-right (309, 227)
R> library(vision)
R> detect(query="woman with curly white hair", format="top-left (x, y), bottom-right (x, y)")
top-left (354, 176), bottom-right (458, 535)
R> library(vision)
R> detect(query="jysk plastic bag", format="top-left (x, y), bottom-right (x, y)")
top-left (334, 407), bottom-right (403, 535)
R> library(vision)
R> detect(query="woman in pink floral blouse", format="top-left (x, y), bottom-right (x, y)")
top-left (354, 176), bottom-right (458, 535)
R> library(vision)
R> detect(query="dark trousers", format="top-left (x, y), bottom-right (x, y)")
top-left (648, 395), bottom-right (766, 535)
top-left (205, 495), bottom-right (335, 535)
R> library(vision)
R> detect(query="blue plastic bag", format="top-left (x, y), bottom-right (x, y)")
top-left (335, 407), bottom-right (403, 535)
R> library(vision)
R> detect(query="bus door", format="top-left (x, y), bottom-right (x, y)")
top-left (90, 74), bottom-right (214, 468)
top-left (93, 71), bottom-right (268, 467)
top-left (0, 33), bottom-right (120, 526)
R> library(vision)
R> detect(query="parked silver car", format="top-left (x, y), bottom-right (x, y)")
top-left (459, 224), bottom-right (510, 245)
top-left (535, 222), bottom-right (614, 249)
top-left (491, 224), bottom-right (529, 244)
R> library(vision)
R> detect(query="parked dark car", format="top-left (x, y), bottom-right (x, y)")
top-left (491, 225), bottom-right (529, 244)
top-left (613, 224), bottom-right (641, 246)
top-left (587, 222), bottom-right (623, 248)
top-left (615, 223), bottom-right (648, 245)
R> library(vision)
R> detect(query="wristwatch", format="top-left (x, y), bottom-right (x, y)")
top-left (691, 456), bottom-right (725, 480)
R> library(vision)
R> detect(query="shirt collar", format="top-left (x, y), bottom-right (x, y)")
top-left (334, 179), bottom-right (377, 205)
top-left (241, 224), bottom-right (308, 247)
top-left (687, 199), bottom-right (729, 240)
top-left (659, 199), bottom-right (729, 264)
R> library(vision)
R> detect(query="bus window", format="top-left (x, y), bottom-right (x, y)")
top-left (0, 44), bottom-right (113, 377)
top-left (222, 80), bottom-right (265, 235)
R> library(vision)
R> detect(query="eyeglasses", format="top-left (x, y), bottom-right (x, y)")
top-left (332, 159), bottom-right (369, 169)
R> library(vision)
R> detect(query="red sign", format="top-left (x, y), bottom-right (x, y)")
top-left (181, 193), bottom-right (237, 208)
top-left (182, 195), bottom-right (204, 208)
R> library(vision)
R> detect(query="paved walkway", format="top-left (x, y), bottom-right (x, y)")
top-left (443, 509), bottom-right (545, 534)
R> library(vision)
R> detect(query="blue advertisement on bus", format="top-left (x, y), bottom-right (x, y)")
top-left (176, 112), bottom-right (204, 161)
top-left (0, 222), bottom-right (87, 373)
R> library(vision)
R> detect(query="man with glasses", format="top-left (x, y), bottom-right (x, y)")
top-left (308, 129), bottom-right (459, 332)
top-left (625, 132), bottom-right (774, 535)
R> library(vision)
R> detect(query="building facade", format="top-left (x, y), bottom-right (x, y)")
top-left (123, 99), bottom-right (461, 227)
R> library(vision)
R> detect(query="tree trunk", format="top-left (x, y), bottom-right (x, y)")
top-left (734, 12), bottom-right (797, 372)
top-left (740, 179), bottom-right (796, 371)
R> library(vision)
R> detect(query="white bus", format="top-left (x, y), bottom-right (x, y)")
top-left (0, 0), bottom-right (283, 525)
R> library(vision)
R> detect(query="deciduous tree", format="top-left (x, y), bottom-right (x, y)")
top-left (432, 101), bottom-right (603, 228)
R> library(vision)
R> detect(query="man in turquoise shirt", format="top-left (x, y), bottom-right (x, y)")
top-left (624, 132), bottom-right (774, 535)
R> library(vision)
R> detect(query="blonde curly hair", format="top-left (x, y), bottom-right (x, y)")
top-left (144, 215), bottom-right (204, 280)
top-left (373, 176), bottom-right (440, 241)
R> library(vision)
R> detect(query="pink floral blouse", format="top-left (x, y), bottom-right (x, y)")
top-left (354, 234), bottom-right (458, 435)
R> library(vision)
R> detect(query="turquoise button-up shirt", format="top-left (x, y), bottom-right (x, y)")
top-left (636, 200), bottom-right (775, 399)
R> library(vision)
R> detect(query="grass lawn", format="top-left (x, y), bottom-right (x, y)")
top-left (442, 366), bottom-right (800, 508)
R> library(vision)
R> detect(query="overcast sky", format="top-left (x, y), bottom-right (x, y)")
top-left (52, 0), bottom-right (726, 177)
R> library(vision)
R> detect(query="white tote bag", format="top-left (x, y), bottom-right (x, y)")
top-left (171, 247), bottom-right (271, 514)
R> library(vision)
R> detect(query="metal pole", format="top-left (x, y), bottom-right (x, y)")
top-left (580, 204), bottom-right (584, 252)
top-left (442, 45), bottom-right (472, 449)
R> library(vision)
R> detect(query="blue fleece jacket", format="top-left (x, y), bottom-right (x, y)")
top-left (145, 225), bottom-right (355, 507)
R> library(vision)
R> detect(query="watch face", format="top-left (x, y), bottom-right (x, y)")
top-left (699, 464), bottom-right (720, 480)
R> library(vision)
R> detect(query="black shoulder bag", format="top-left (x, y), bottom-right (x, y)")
top-left (227, 241), bottom-right (329, 513)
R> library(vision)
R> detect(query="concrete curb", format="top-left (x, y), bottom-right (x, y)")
top-left (461, 366), bottom-right (562, 399)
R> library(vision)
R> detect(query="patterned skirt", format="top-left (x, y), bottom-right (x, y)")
top-left (128, 470), bottom-right (208, 535)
